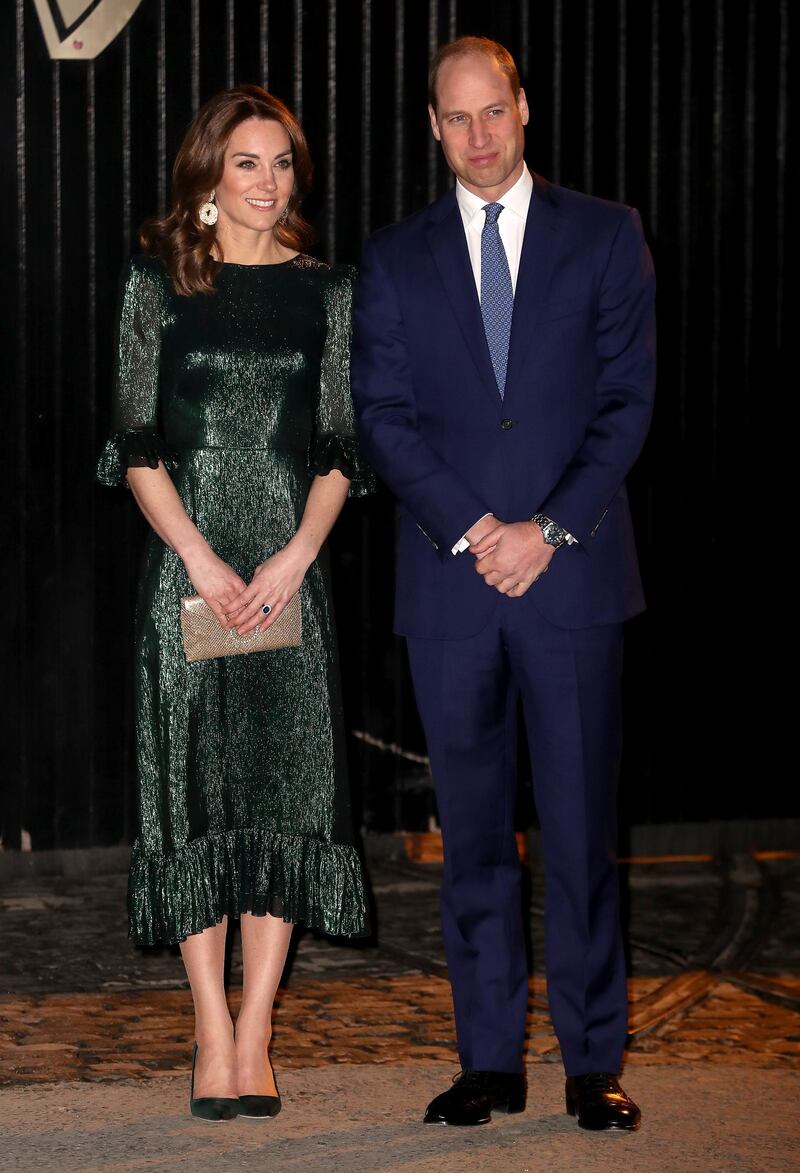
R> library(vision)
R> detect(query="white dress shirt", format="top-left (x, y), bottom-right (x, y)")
top-left (451, 167), bottom-right (533, 555)
top-left (455, 164), bottom-right (534, 298)
top-left (450, 165), bottom-right (575, 555)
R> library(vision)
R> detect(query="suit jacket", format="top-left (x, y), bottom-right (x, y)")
top-left (351, 172), bottom-right (656, 639)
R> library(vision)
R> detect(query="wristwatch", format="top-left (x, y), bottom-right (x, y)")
top-left (531, 513), bottom-right (568, 550)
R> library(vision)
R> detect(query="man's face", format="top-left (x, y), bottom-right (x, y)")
top-left (428, 53), bottom-right (528, 201)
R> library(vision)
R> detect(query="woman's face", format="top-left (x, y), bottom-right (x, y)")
top-left (212, 116), bottom-right (294, 235)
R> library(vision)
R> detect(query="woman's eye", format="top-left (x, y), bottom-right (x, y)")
top-left (275, 159), bottom-right (292, 170)
top-left (237, 160), bottom-right (256, 169)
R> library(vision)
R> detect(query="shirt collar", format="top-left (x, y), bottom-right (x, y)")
top-left (456, 164), bottom-right (534, 227)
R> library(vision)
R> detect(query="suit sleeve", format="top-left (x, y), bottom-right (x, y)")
top-left (350, 236), bottom-right (491, 557)
top-left (539, 207), bottom-right (656, 545)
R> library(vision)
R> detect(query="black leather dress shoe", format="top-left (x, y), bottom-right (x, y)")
top-left (565, 1073), bottom-right (641, 1130)
top-left (424, 1070), bottom-right (526, 1126)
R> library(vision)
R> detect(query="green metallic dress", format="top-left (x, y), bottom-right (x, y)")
top-left (97, 253), bottom-right (372, 946)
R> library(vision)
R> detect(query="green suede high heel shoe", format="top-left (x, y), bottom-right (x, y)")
top-left (189, 1043), bottom-right (240, 1122)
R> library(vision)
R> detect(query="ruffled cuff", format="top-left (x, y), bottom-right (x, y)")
top-left (96, 427), bottom-right (179, 488)
top-left (309, 432), bottom-right (376, 498)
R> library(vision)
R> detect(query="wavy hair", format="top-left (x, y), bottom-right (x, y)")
top-left (140, 85), bottom-right (314, 296)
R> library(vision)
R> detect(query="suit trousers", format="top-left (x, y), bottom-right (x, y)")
top-left (406, 596), bottom-right (628, 1077)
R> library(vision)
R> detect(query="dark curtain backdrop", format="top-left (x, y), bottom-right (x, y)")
top-left (0, 0), bottom-right (790, 850)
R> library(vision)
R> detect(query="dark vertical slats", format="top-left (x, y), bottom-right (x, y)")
top-left (227, 0), bottom-right (235, 87)
top-left (552, 0), bottom-right (562, 183)
top-left (393, 0), bottom-right (405, 223)
top-left (519, 0), bottom-right (530, 81)
top-left (677, 0), bottom-right (691, 455)
top-left (649, 0), bottom-right (659, 233)
top-left (157, 0), bottom-right (167, 214)
top-left (360, 0), bottom-right (371, 240)
top-left (391, 0), bottom-right (407, 798)
top-left (293, 0), bottom-right (303, 121)
top-left (259, 0), bottom-right (269, 89)
top-left (427, 0), bottom-right (438, 204)
top-left (775, 0), bottom-right (787, 351)
top-left (616, 0), bottom-right (627, 199)
top-left (121, 24), bottom-right (134, 842)
top-left (191, 0), bottom-right (200, 112)
top-left (742, 0), bottom-right (756, 382)
top-left (711, 0), bottom-right (724, 482)
top-left (15, 0), bottom-right (27, 848)
top-left (584, 0), bottom-right (594, 192)
top-left (123, 29), bottom-right (132, 248)
top-left (326, 0), bottom-right (337, 260)
top-left (86, 60), bottom-right (98, 843)
top-left (52, 60), bottom-right (63, 847)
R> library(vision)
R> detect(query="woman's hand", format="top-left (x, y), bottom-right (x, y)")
top-left (226, 542), bottom-right (313, 636)
top-left (182, 547), bottom-right (249, 629)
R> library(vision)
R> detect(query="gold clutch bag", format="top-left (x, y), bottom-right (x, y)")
top-left (180, 593), bottom-right (302, 663)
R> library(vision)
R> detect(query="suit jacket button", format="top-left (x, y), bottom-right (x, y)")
top-left (500, 418), bottom-right (514, 430)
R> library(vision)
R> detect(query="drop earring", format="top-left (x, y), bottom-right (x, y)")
top-left (199, 191), bottom-right (218, 226)
top-left (278, 205), bottom-right (289, 223)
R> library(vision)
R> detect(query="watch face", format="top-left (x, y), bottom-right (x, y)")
top-left (533, 514), bottom-right (565, 547)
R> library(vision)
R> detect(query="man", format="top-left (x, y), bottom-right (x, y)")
top-left (351, 37), bottom-right (655, 1132)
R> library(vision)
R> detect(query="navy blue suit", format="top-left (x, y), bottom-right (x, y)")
top-left (351, 173), bottom-right (656, 1076)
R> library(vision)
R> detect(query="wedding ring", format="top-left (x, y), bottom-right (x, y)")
top-left (261, 603), bottom-right (272, 615)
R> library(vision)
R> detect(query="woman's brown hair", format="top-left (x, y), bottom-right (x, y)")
top-left (140, 85), bottom-right (314, 296)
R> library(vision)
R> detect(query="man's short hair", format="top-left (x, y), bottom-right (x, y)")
top-left (428, 36), bottom-right (521, 110)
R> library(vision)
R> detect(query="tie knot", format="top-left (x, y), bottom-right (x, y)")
top-left (483, 202), bottom-right (504, 227)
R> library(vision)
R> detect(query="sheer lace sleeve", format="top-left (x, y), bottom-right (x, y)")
top-left (96, 256), bottom-right (177, 488)
top-left (309, 266), bottom-right (375, 498)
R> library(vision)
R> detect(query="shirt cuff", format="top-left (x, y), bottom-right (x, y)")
top-left (451, 513), bottom-right (494, 556)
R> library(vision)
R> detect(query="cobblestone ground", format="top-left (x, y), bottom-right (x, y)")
top-left (1, 844), bottom-right (798, 1085)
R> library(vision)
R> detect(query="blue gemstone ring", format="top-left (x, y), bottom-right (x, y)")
top-left (261, 603), bottom-right (272, 616)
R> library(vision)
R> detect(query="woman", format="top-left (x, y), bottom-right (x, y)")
top-left (97, 86), bottom-right (372, 1121)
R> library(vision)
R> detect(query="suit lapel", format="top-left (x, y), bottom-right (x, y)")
top-left (505, 173), bottom-right (562, 399)
top-left (425, 193), bottom-right (500, 409)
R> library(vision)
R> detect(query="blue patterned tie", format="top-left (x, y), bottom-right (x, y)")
top-left (480, 202), bottom-right (514, 398)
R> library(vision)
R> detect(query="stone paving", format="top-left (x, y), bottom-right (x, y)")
top-left (1, 841), bottom-right (799, 1171)
top-left (1, 843), bottom-right (799, 1088)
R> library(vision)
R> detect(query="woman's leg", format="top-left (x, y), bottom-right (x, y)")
top-left (180, 918), bottom-right (237, 1097)
top-left (235, 912), bottom-right (294, 1095)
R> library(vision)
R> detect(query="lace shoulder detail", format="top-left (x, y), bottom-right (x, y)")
top-left (291, 253), bottom-right (328, 271)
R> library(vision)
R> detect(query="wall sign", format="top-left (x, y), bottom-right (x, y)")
top-left (33, 0), bottom-right (143, 60)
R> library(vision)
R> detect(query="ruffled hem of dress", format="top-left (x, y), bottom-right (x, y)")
top-left (309, 432), bottom-right (376, 498)
top-left (96, 427), bottom-right (179, 488)
top-left (127, 827), bottom-right (370, 946)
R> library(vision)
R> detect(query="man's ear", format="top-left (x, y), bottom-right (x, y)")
top-left (517, 87), bottom-right (530, 127)
top-left (428, 103), bottom-right (442, 142)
